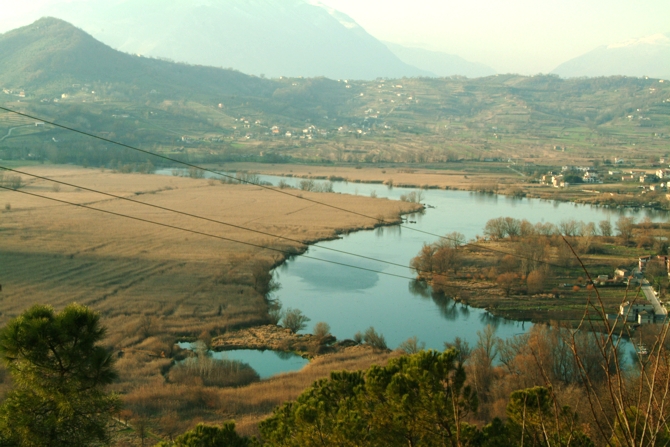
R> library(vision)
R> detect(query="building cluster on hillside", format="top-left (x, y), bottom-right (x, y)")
top-left (540, 173), bottom-right (570, 188)
top-left (540, 166), bottom-right (602, 188)
top-left (2, 88), bottom-right (25, 98)
top-left (541, 164), bottom-right (670, 190)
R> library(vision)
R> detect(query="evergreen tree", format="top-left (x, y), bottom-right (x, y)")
top-left (0, 304), bottom-right (120, 446)
top-left (156, 422), bottom-right (251, 447)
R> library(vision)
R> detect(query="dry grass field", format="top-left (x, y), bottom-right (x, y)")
top-left (0, 165), bottom-right (419, 441)
top-left (219, 162), bottom-right (522, 190)
top-left (120, 347), bottom-right (399, 439)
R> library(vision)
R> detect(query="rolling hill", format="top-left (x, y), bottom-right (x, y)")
top-left (1, 18), bottom-right (669, 169)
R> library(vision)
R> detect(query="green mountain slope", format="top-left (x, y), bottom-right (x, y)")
top-left (5, 0), bottom-right (429, 80)
top-left (1, 18), bottom-right (669, 169)
top-left (0, 17), bottom-right (276, 98)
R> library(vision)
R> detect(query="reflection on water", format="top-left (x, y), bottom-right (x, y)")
top-left (289, 252), bottom-right (380, 291)
top-left (269, 173), bottom-right (667, 350)
top-left (178, 343), bottom-right (308, 379)
top-left (159, 169), bottom-right (668, 350)
top-left (471, 191), bottom-right (499, 205)
top-left (213, 349), bottom-right (309, 379)
top-left (408, 279), bottom-right (431, 298)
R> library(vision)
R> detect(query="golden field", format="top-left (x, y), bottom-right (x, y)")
top-left (221, 161), bottom-right (517, 190)
top-left (0, 165), bottom-right (419, 441)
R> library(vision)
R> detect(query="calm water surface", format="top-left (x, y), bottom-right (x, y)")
top-left (161, 169), bottom-right (667, 352)
top-left (178, 343), bottom-right (309, 379)
top-left (254, 174), bottom-right (667, 350)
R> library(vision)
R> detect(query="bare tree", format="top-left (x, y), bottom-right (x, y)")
top-left (616, 216), bottom-right (636, 244)
top-left (599, 219), bottom-right (613, 237)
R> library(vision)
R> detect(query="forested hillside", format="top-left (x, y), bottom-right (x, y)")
top-left (1, 18), bottom-right (669, 169)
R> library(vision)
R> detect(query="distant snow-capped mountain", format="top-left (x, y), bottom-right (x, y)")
top-left (552, 32), bottom-right (670, 79)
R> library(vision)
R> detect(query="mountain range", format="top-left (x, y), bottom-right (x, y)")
top-left (1, 0), bottom-right (496, 80)
top-left (3, 0), bottom-right (427, 80)
top-left (0, 17), bottom-right (275, 97)
top-left (383, 42), bottom-right (496, 78)
top-left (2, 1), bottom-right (670, 80)
top-left (1, 17), bottom-right (669, 168)
top-left (553, 32), bottom-right (670, 79)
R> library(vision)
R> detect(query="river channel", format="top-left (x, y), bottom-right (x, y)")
top-left (159, 169), bottom-right (667, 374)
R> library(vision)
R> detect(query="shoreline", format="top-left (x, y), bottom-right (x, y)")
top-left (212, 162), bottom-right (670, 213)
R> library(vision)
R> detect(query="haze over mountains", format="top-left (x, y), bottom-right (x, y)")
top-left (1, 0), bottom-right (500, 80)
top-left (383, 42), bottom-right (496, 78)
top-left (552, 32), bottom-right (670, 80)
top-left (1, 1), bottom-right (668, 82)
top-left (0, 17), bottom-right (275, 97)
top-left (3, 0), bottom-right (420, 80)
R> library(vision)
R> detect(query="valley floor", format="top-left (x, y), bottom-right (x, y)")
top-left (0, 165), bottom-right (419, 440)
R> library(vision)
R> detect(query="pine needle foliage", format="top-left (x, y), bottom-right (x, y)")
top-left (0, 303), bottom-right (120, 447)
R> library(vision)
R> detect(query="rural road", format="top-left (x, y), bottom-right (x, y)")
top-left (634, 267), bottom-right (668, 318)
top-left (0, 125), bottom-right (33, 142)
top-left (640, 279), bottom-right (667, 317)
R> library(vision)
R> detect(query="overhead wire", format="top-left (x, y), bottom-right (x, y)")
top-left (0, 165), bottom-right (435, 275)
top-left (0, 163), bottom-right (569, 283)
top-left (0, 184), bottom-right (475, 291)
top-left (0, 105), bottom-right (570, 270)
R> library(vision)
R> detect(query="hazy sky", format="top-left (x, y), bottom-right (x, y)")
top-left (318, 0), bottom-right (670, 74)
top-left (2, 0), bottom-right (670, 74)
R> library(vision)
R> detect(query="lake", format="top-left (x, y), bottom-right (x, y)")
top-left (160, 169), bottom-right (666, 354)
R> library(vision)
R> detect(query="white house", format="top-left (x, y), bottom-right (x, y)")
top-left (583, 172), bottom-right (601, 183)
top-left (620, 301), bottom-right (655, 323)
top-left (638, 311), bottom-right (655, 325)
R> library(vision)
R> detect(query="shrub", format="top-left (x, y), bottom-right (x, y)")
top-left (188, 167), bottom-right (205, 179)
top-left (299, 179), bottom-right (316, 191)
top-left (313, 322), bottom-right (331, 338)
top-left (363, 327), bottom-right (387, 350)
top-left (268, 299), bottom-right (284, 325)
top-left (168, 355), bottom-right (259, 388)
top-left (527, 270), bottom-right (547, 295)
top-left (158, 422), bottom-right (250, 447)
top-left (399, 190), bottom-right (424, 203)
top-left (3, 175), bottom-right (22, 190)
top-left (282, 308), bottom-right (310, 333)
top-left (496, 272), bottom-right (518, 297)
top-left (398, 336), bottom-right (425, 354)
top-left (251, 262), bottom-right (280, 297)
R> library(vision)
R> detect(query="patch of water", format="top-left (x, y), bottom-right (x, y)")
top-left (161, 169), bottom-right (667, 352)
top-left (178, 343), bottom-right (309, 379)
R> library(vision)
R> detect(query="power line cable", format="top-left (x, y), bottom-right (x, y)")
top-left (0, 185), bottom-right (474, 290)
top-left (0, 165), bottom-right (432, 274)
top-left (1, 164), bottom-right (568, 280)
top-left (0, 106), bottom-right (569, 269)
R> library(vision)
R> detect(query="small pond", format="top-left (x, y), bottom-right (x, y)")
top-left (178, 342), bottom-right (309, 379)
